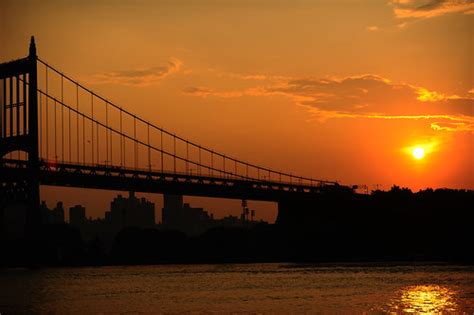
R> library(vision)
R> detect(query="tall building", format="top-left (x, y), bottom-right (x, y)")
top-left (162, 194), bottom-right (213, 235)
top-left (107, 191), bottom-right (155, 230)
top-left (51, 202), bottom-right (65, 224)
top-left (40, 201), bottom-right (65, 224)
top-left (69, 205), bottom-right (86, 227)
top-left (162, 194), bottom-right (184, 228)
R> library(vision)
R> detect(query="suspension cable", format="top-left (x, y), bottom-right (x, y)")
top-left (35, 58), bottom-right (336, 185)
top-left (37, 89), bottom-right (252, 180)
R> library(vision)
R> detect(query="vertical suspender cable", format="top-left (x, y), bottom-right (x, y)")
top-left (54, 99), bottom-right (57, 161)
top-left (7, 78), bottom-right (11, 159)
top-left (16, 77), bottom-right (19, 159)
top-left (2, 78), bottom-right (6, 138)
top-left (45, 73), bottom-right (48, 160)
top-left (23, 74), bottom-right (27, 136)
top-left (16, 76), bottom-right (20, 137)
top-left (76, 85), bottom-right (79, 163)
top-left (2, 79), bottom-right (4, 137)
top-left (67, 78), bottom-right (71, 162)
top-left (82, 93), bottom-right (85, 164)
top-left (134, 116), bottom-right (137, 168)
top-left (123, 114), bottom-right (126, 168)
top-left (173, 135), bottom-right (176, 173)
top-left (9, 77), bottom-right (12, 138)
top-left (211, 152), bottom-right (213, 177)
top-left (120, 109), bottom-right (123, 167)
top-left (39, 92), bottom-right (42, 157)
top-left (160, 129), bottom-right (163, 172)
top-left (198, 146), bottom-right (201, 176)
top-left (105, 101), bottom-right (109, 165)
top-left (61, 75), bottom-right (64, 162)
top-left (109, 103), bottom-right (112, 165)
top-left (91, 95), bottom-right (94, 164)
top-left (147, 123), bottom-right (151, 171)
top-left (186, 141), bottom-right (189, 174)
top-left (96, 99), bottom-right (99, 164)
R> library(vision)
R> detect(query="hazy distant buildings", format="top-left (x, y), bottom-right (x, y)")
top-left (62, 192), bottom-right (264, 242)
top-left (69, 192), bottom-right (156, 245)
top-left (162, 194), bottom-right (265, 236)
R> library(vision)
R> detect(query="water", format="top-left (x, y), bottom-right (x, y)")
top-left (1, 264), bottom-right (473, 313)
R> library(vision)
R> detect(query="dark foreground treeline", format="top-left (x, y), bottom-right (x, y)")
top-left (1, 187), bottom-right (473, 267)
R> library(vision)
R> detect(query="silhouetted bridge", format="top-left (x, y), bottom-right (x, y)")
top-left (0, 37), bottom-right (342, 228)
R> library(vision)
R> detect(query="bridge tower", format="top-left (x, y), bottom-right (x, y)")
top-left (0, 37), bottom-right (41, 237)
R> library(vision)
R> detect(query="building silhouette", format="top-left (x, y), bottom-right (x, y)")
top-left (69, 205), bottom-right (86, 227)
top-left (67, 192), bottom-right (155, 246)
top-left (40, 201), bottom-right (65, 224)
top-left (106, 192), bottom-right (155, 230)
top-left (162, 194), bottom-right (265, 235)
top-left (162, 194), bottom-right (214, 235)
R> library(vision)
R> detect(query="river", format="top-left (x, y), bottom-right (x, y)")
top-left (1, 264), bottom-right (473, 313)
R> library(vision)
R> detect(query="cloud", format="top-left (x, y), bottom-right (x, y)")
top-left (91, 58), bottom-right (183, 86)
top-left (183, 86), bottom-right (247, 98)
top-left (184, 73), bottom-right (474, 132)
top-left (390, 0), bottom-right (474, 19)
top-left (430, 121), bottom-right (474, 132)
top-left (366, 25), bottom-right (379, 31)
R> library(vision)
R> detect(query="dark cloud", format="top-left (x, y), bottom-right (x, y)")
top-left (91, 58), bottom-right (183, 86)
top-left (185, 73), bottom-right (474, 132)
top-left (390, 0), bottom-right (474, 19)
top-left (265, 75), bottom-right (474, 118)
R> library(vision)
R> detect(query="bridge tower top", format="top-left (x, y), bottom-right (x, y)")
top-left (29, 36), bottom-right (36, 58)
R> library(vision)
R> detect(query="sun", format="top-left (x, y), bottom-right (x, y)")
top-left (412, 147), bottom-right (425, 160)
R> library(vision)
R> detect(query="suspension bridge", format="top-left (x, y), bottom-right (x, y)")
top-left (0, 37), bottom-right (342, 229)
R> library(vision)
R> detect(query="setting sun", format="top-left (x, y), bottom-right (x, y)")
top-left (412, 147), bottom-right (425, 160)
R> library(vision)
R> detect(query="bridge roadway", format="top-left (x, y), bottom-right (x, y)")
top-left (1, 159), bottom-right (338, 202)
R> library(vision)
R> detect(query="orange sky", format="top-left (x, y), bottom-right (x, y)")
top-left (1, 0), bottom-right (473, 222)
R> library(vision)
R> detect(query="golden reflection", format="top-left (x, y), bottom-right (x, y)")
top-left (388, 285), bottom-right (458, 313)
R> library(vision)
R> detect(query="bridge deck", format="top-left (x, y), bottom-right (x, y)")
top-left (1, 159), bottom-right (336, 202)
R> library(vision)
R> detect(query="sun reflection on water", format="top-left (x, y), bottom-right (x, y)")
top-left (388, 285), bottom-right (458, 314)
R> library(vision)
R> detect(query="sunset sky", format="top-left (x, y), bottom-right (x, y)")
top-left (1, 0), bottom-right (473, 221)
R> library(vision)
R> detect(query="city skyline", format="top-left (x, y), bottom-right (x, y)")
top-left (41, 191), bottom-right (266, 225)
